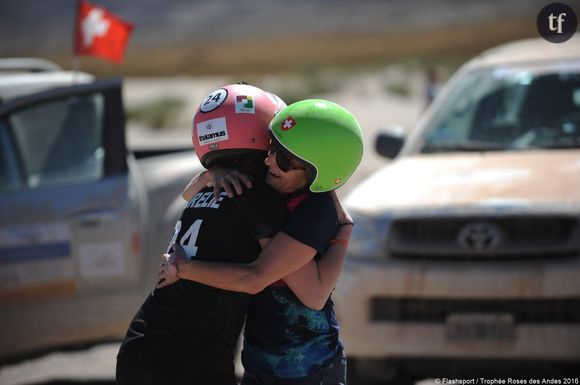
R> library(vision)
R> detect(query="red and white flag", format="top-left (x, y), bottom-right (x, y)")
top-left (74, 0), bottom-right (133, 63)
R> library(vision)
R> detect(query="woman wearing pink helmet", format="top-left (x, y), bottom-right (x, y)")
top-left (116, 83), bottom-right (289, 385)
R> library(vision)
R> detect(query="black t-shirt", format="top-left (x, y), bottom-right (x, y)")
top-left (117, 181), bottom-right (287, 383)
top-left (242, 192), bottom-right (342, 379)
top-left (282, 192), bottom-right (338, 255)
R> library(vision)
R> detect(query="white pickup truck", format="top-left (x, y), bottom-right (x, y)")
top-left (336, 36), bottom-right (580, 381)
top-left (0, 58), bottom-right (200, 359)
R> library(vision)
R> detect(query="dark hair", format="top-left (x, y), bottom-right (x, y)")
top-left (304, 164), bottom-right (316, 185)
top-left (209, 150), bottom-right (267, 180)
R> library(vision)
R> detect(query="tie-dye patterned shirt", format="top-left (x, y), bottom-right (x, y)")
top-left (242, 192), bottom-right (343, 379)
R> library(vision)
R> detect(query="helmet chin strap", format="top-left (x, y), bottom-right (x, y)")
top-left (284, 186), bottom-right (309, 200)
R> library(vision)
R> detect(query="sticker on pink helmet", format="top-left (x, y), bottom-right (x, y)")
top-left (200, 88), bottom-right (228, 113)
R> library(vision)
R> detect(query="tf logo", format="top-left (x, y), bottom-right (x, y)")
top-left (537, 2), bottom-right (577, 43)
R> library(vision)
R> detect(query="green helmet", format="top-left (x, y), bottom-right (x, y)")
top-left (269, 99), bottom-right (364, 192)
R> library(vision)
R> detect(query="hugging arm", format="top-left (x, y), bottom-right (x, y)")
top-left (163, 231), bottom-right (318, 294)
top-left (281, 191), bottom-right (353, 310)
top-left (183, 167), bottom-right (253, 201)
top-left (159, 226), bottom-right (350, 310)
top-left (163, 170), bottom-right (352, 309)
top-left (281, 223), bottom-right (352, 310)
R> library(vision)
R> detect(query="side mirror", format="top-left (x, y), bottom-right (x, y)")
top-left (375, 126), bottom-right (406, 159)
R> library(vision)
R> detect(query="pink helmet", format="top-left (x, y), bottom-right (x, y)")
top-left (192, 84), bottom-right (286, 168)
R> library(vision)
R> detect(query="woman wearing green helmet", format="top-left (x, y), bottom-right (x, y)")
top-left (159, 99), bottom-right (363, 384)
top-left (268, 99), bottom-right (363, 193)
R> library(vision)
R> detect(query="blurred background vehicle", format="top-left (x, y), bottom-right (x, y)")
top-left (336, 35), bottom-right (580, 382)
top-left (0, 59), bottom-right (199, 359)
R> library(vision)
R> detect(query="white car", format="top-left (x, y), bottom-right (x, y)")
top-left (0, 59), bottom-right (199, 359)
top-left (336, 36), bottom-right (580, 380)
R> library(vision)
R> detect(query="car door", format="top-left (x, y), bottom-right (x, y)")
top-left (0, 78), bottom-right (140, 304)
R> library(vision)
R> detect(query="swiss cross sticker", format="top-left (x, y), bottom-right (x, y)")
top-left (281, 116), bottom-right (296, 131)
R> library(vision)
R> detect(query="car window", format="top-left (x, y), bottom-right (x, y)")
top-left (0, 121), bottom-right (23, 191)
top-left (6, 93), bottom-right (105, 189)
top-left (421, 65), bottom-right (580, 153)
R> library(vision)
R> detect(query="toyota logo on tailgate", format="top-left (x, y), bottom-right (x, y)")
top-left (458, 222), bottom-right (501, 252)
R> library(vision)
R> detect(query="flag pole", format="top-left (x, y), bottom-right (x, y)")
top-left (72, 56), bottom-right (80, 84)
top-left (72, 0), bottom-right (81, 84)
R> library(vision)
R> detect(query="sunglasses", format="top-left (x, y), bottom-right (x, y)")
top-left (268, 139), bottom-right (307, 173)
